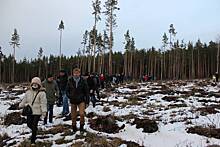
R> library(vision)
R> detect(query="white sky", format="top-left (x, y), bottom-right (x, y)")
top-left (0, 0), bottom-right (220, 60)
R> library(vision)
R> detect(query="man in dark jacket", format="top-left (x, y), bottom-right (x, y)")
top-left (66, 68), bottom-right (89, 133)
top-left (42, 74), bottom-right (59, 124)
top-left (85, 73), bottom-right (100, 107)
top-left (57, 70), bottom-right (69, 116)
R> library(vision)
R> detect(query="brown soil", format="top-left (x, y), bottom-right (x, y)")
top-left (187, 126), bottom-right (220, 139)
top-left (8, 102), bottom-right (20, 110)
top-left (132, 118), bottom-right (158, 133)
top-left (196, 107), bottom-right (218, 116)
top-left (4, 112), bottom-right (26, 126)
top-left (89, 115), bottom-right (125, 133)
top-left (162, 96), bottom-right (180, 102)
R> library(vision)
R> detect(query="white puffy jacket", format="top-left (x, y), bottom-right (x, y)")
top-left (19, 89), bottom-right (47, 115)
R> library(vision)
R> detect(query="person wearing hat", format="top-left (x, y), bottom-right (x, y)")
top-left (19, 77), bottom-right (47, 145)
top-left (66, 68), bottom-right (89, 133)
top-left (42, 74), bottom-right (59, 124)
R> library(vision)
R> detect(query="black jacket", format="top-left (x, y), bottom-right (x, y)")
top-left (66, 76), bottom-right (89, 104)
top-left (87, 75), bottom-right (100, 90)
top-left (57, 73), bottom-right (68, 91)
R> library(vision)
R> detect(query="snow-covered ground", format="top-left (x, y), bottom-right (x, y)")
top-left (1, 80), bottom-right (220, 147)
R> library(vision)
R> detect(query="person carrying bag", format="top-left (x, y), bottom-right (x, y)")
top-left (22, 91), bottom-right (40, 116)
top-left (19, 77), bottom-right (47, 145)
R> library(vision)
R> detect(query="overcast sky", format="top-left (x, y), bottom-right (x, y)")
top-left (0, 0), bottom-right (220, 60)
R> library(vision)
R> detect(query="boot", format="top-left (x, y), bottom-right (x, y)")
top-left (80, 124), bottom-right (84, 132)
top-left (92, 101), bottom-right (96, 108)
top-left (72, 125), bottom-right (77, 133)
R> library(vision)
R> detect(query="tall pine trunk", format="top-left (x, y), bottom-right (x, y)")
top-left (12, 45), bottom-right (15, 83)
top-left (108, 7), bottom-right (113, 75)
top-left (59, 30), bottom-right (62, 71)
top-left (217, 42), bottom-right (220, 73)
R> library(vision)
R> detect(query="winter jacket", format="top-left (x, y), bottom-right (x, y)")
top-left (99, 75), bottom-right (105, 81)
top-left (42, 80), bottom-right (59, 105)
top-left (57, 72), bottom-right (68, 91)
top-left (87, 76), bottom-right (99, 90)
top-left (66, 76), bottom-right (89, 105)
top-left (19, 88), bottom-right (47, 115)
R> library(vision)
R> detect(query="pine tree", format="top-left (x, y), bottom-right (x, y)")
top-left (168, 24), bottom-right (177, 48)
top-left (81, 30), bottom-right (89, 72)
top-left (102, 30), bottom-right (109, 73)
top-left (92, 0), bottom-right (101, 72)
top-left (58, 20), bottom-right (64, 71)
top-left (124, 30), bottom-right (131, 77)
top-left (96, 33), bottom-right (104, 73)
top-left (9, 29), bottom-right (20, 83)
top-left (129, 37), bottom-right (135, 78)
top-left (104, 0), bottom-right (120, 75)
top-left (0, 46), bottom-right (4, 83)
top-left (77, 48), bottom-right (81, 69)
top-left (216, 36), bottom-right (220, 74)
top-left (38, 47), bottom-right (43, 78)
top-left (162, 33), bottom-right (168, 80)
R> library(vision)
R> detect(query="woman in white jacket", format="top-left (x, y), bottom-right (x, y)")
top-left (19, 77), bottom-right (47, 145)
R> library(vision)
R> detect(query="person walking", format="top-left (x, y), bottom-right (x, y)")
top-left (66, 68), bottom-right (89, 133)
top-left (85, 73), bottom-right (99, 107)
top-left (19, 77), bottom-right (47, 145)
top-left (42, 74), bottom-right (59, 124)
top-left (99, 73), bottom-right (105, 89)
top-left (57, 70), bottom-right (69, 116)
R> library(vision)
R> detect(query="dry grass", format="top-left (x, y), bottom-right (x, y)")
top-left (55, 137), bottom-right (72, 144)
top-left (0, 133), bottom-right (10, 147)
top-left (4, 112), bottom-right (26, 126)
top-left (18, 139), bottom-right (52, 147)
top-left (103, 106), bottom-right (111, 112)
top-left (38, 124), bottom-right (72, 135)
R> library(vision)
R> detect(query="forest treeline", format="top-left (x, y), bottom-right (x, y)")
top-left (0, 39), bottom-right (219, 83)
top-left (1, 0), bottom-right (219, 83)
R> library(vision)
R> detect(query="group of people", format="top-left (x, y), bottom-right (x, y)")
top-left (17, 69), bottom-right (156, 145)
top-left (19, 68), bottom-right (101, 145)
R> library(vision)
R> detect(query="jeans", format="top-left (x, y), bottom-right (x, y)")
top-left (71, 102), bottom-right (85, 127)
top-left (27, 115), bottom-right (41, 143)
top-left (61, 91), bottom-right (69, 115)
top-left (44, 104), bottom-right (54, 124)
top-left (90, 93), bottom-right (96, 107)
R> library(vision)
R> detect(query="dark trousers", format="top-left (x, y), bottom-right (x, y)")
top-left (27, 115), bottom-right (41, 143)
top-left (44, 104), bottom-right (54, 124)
top-left (90, 93), bottom-right (96, 106)
top-left (100, 81), bottom-right (105, 89)
top-left (95, 88), bottom-right (100, 99)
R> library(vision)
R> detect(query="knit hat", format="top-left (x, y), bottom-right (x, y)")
top-left (47, 73), bottom-right (53, 78)
top-left (31, 77), bottom-right (42, 87)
